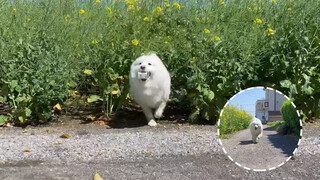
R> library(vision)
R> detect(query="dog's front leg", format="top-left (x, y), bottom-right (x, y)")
top-left (154, 101), bottom-right (166, 119)
top-left (141, 105), bottom-right (157, 126)
top-left (252, 135), bottom-right (257, 143)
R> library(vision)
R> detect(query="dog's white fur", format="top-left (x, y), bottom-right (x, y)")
top-left (129, 53), bottom-right (171, 126)
top-left (250, 117), bottom-right (263, 143)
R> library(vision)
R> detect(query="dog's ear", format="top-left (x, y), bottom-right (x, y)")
top-left (151, 54), bottom-right (164, 64)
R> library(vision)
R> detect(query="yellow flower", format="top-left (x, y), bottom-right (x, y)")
top-left (91, 40), bottom-right (98, 44)
top-left (107, 7), bottom-right (112, 14)
top-left (84, 69), bottom-right (92, 75)
top-left (126, 93), bottom-right (132, 100)
top-left (272, 0), bottom-right (277, 4)
top-left (220, 0), bottom-right (225, 5)
top-left (65, 14), bottom-right (70, 21)
top-left (203, 28), bottom-right (211, 34)
top-left (12, 8), bottom-right (16, 15)
top-left (288, 8), bottom-right (292, 11)
top-left (144, 17), bottom-right (149, 21)
top-left (254, 18), bottom-right (262, 24)
top-left (166, 4), bottom-right (171, 7)
top-left (125, 0), bottom-right (136, 5)
top-left (95, 0), bottom-right (101, 4)
top-left (132, 39), bottom-right (139, 46)
top-left (173, 3), bottom-right (181, 9)
top-left (268, 28), bottom-right (275, 35)
top-left (79, 9), bottom-right (86, 14)
top-left (128, 5), bottom-right (135, 10)
top-left (69, 90), bottom-right (79, 96)
top-left (53, 103), bottom-right (62, 111)
top-left (112, 90), bottom-right (119, 95)
top-left (214, 36), bottom-right (221, 41)
top-left (27, 18), bottom-right (31, 22)
top-left (156, 6), bottom-right (162, 14)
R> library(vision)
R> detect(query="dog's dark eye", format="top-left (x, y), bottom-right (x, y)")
top-left (148, 63), bottom-right (152, 65)
top-left (139, 62), bottom-right (142, 65)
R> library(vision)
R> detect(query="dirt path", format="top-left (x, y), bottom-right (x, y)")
top-left (221, 125), bottom-right (299, 170)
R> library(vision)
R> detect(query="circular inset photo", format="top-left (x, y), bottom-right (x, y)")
top-left (217, 87), bottom-right (302, 171)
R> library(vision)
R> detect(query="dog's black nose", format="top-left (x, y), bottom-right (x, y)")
top-left (140, 66), bottom-right (145, 70)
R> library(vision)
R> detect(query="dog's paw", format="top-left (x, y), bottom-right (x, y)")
top-left (154, 111), bottom-right (163, 119)
top-left (148, 119), bottom-right (157, 127)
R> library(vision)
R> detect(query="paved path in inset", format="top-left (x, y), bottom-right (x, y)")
top-left (222, 125), bottom-right (299, 170)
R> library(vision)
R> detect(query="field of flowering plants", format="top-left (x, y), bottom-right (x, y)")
top-left (0, 0), bottom-right (319, 125)
top-left (218, 105), bottom-right (252, 138)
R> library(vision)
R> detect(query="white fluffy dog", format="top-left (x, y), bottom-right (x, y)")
top-left (250, 117), bottom-right (263, 143)
top-left (129, 53), bottom-right (171, 127)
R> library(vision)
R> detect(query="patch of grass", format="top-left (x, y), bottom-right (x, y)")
top-left (268, 120), bottom-right (299, 137)
top-left (267, 121), bottom-right (284, 129)
top-left (219, 134), bottom-right (232, 139)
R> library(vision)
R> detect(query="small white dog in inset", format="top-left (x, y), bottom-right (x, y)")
top-left (250, 117), bottom-right (263, 143)
top-left (129, 53), bottom-right (171, 127)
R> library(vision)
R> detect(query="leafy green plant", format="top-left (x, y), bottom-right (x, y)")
top-left (0, 0), bottom-right (319, 125)
top-left (281, 100), bottom-right (301, 137)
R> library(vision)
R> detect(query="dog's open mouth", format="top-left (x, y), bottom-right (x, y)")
top-left (138, 71), bottom-right (151, 81)
top-left (255, 127), bottom-right (258, 130)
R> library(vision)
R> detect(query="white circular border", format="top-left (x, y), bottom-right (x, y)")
top-left (217, 86), bottom-right (303, 171)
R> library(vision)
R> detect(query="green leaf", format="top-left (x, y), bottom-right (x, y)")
top-left (0, 96), bottom-right (7, 102)
top-left (25, 108), bottom-right (32, 117)
top-left (301, 85), bottom-right (313, 95)
top-left (9, 80), bottom-right (19, 90)
top-left (87, 95), bottom-right (102, 103)
top-left (202, 88), bottom-right (214, 102)
top-left (280, 80), bottom-right (292, 88)
top-left (202, 109), bottom-right (210, 121)
top-left (289, 84), bottom-right (298, 95)
top-left (18, 116), bottom-right (26, 123)
top-left (189, 109), bottom-right (200, 124)
top-left (0, 115), bottom-right (8, 126)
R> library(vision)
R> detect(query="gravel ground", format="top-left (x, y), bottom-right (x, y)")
top-left (0, 116), bottom-right (319, 180)
top-left (221, 125), bottom-right (299, 170)
top-left (0, 121), bottom-right (219, 164)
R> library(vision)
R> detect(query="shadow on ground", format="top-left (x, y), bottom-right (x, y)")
top-left (105, 105), bottom-right (190, 129)
top-left (239, 140), bottom-right (254, 145)
top-left (267, 129), bottom-right (299, 156)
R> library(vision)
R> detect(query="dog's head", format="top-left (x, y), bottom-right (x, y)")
top-left (252, 121), bottom-right (261, 130)
top-left (130, 54), bottom-right (163, 81)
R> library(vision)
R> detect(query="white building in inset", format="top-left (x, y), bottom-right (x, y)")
top-left (255, 88), bottom-right (287, 123)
